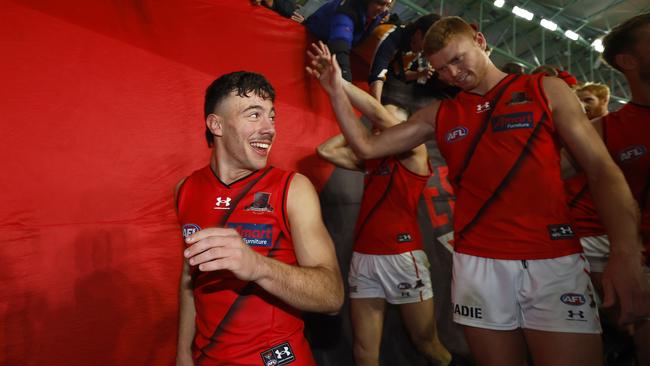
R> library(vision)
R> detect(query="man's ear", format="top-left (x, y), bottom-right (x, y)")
top-left (475, 32), bottom-right (487, 51)
top-left (614, 53), bottom-right (637, 73)
top-left (206, 113), bottom-right (223, 137)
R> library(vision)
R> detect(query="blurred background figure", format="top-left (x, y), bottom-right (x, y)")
top-left (252, 0), bottom-right (303, 21)
top-left (575, 82), bottom-right (610, 120)
top-left (500, 61), bottom-right (526, 75)
top-left (304, 0), bottom-right (393, 81)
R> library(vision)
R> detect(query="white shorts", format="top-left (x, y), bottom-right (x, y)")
top-left (451, 252), bottom-right (601, 334)
top-left (580, 235), bottom-right (610, 273)
top-left (348, 250), bottom-right (433, 304)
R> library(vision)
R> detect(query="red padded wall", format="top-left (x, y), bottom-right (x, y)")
top-left (0, 1), bottom-right (340, 364)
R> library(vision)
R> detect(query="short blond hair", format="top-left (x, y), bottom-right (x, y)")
top-left (577, 82), bottom-right (610, 101)
top-left (423, 16), bottom-right (477, 56)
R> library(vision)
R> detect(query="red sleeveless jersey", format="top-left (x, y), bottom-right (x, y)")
top-left (603, 102), bottom-right (650, 252)
top-left (176, 165), bottom-right (315, 366)
top-left (564, 173), bottom-right (606, 238)
top-left (353, 157), bottom-right (432, 255)
top-left (435, 73), bottom-right (581, 259)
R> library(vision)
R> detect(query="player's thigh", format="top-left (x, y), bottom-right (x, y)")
top-left (399, 298), bottom-right (436, 341)
top-left (462, 326), bottom-right (527, 366)
top-left (524, 329), bottom-right (602, 366)
top-left (350, 297), bottom-right (386, 349)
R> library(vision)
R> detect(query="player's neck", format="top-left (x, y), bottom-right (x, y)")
top-left (628, 77), bottom-right (650, 107)
top-left (210, 152), bottom-right (255, 185)
top-left (471, 64), bottom-right (508, 96)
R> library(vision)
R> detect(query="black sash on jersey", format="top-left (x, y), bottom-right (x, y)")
top-left (568, 182), bottom-right (589, 208)
top-left (353, 158), bottom-right (396, 244)
top-left (196, 166), bottom-right (293, 364)
top-left (458, 115), bottom-right (546, 238)
top-left (454, 75), bottom-right (548, 239)
top-left (453, 74), bottom-right (521, 187)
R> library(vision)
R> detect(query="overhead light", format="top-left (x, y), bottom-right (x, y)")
top-left (493, 0), bottom-right (505, 8)
top-left (591, 39), bottom-right (604, 53)
top-left (512, 6), bottom-right (534, 21)
top-left (564, 30), bottom-right (579, 41)
top-left (540, 19), bottom-right (557, 31)
top-left (618, 99), bottom-right (627, 104)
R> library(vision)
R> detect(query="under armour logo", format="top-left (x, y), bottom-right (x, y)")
top-left (476, 102), bottom-right (491, 113)
top-left (568, 310), bottom-right (585, 319)
top-left (275, 347), bottom-right (292, 359)
top-left (548, 224), bottom-right (575, 240)
top-left (213, 196), bottom-right (231, 210)
top-left (559, 226), bottom-right (573, 235)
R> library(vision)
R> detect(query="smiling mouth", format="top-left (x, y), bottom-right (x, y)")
top-left (250, 141), bottom-right (271, 155)
top-left (456, 73), bottom-right (469, 84)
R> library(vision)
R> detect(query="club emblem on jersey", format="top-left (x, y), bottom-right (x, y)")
top-left (445, 126), bottom-right (469, 143)
top-left (213, 196), bottom-right (231, 210)
top-left (618, 145), bottom-right (647, 163)
top-left (491, 112), bottom-right (534, 132)
top-left (476, 101), bottom-right (491, 113)
top-left (260, 342), bottom-right (295, 366)
top-left (506, 91), bottom-right (532, 106)
top-left (182, 224), bottom-right (201, 239)
top-left (547, 224), bottom-right (575, 240)
top-left (245, 192), bottom-right (274, 212)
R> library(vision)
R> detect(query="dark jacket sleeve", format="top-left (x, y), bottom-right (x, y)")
top-left (329, 39), bottom-right (352, 82)
top-left (368, 28), bottom-right (403, 84)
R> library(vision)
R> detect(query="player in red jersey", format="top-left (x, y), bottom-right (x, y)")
top-left (596, 12), bottom-right (650, 364)
top-left (175, 71), bottom-right (344, 366)
top-left (563, 83), bottom-right (610, 283)
top-left (307, 14), bottom-right (650, 366)
top-left (316, 83), bottom-right (451, 366)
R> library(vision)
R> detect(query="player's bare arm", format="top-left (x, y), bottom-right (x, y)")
top-left (545, 76), bottom-right (650, 324)
top-left (317, 133), bottom-right (364, 171)
top-left (176, 261), bottom-right (196, 366)
top-left (307, 41), bottom-right (437, 160)
top-left (174, 178), bottom-right (195, 366)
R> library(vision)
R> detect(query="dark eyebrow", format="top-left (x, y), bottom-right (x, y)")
top-left (242, 105), bottom-right (264, 114)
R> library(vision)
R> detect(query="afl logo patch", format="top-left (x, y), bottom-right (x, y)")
top-left (445, 126), bottom-right (468, 143)
top-left (182, 224), bottom-right (201, 238)
top-left (618, 145), bottom-right (647, 163)
top-left (560, 293), bottom-right (586, 306)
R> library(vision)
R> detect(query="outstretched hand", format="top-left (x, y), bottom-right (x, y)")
top-left (306, 41), bottom-right (344, 95)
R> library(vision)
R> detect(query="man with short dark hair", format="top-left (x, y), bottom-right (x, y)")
top-left (308, 15), bottom-right (649, 366)
top-left (176, 71), bottom-right (344, 366)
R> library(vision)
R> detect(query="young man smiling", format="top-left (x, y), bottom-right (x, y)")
top-left (175, 71), bottom-right (344, 366)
